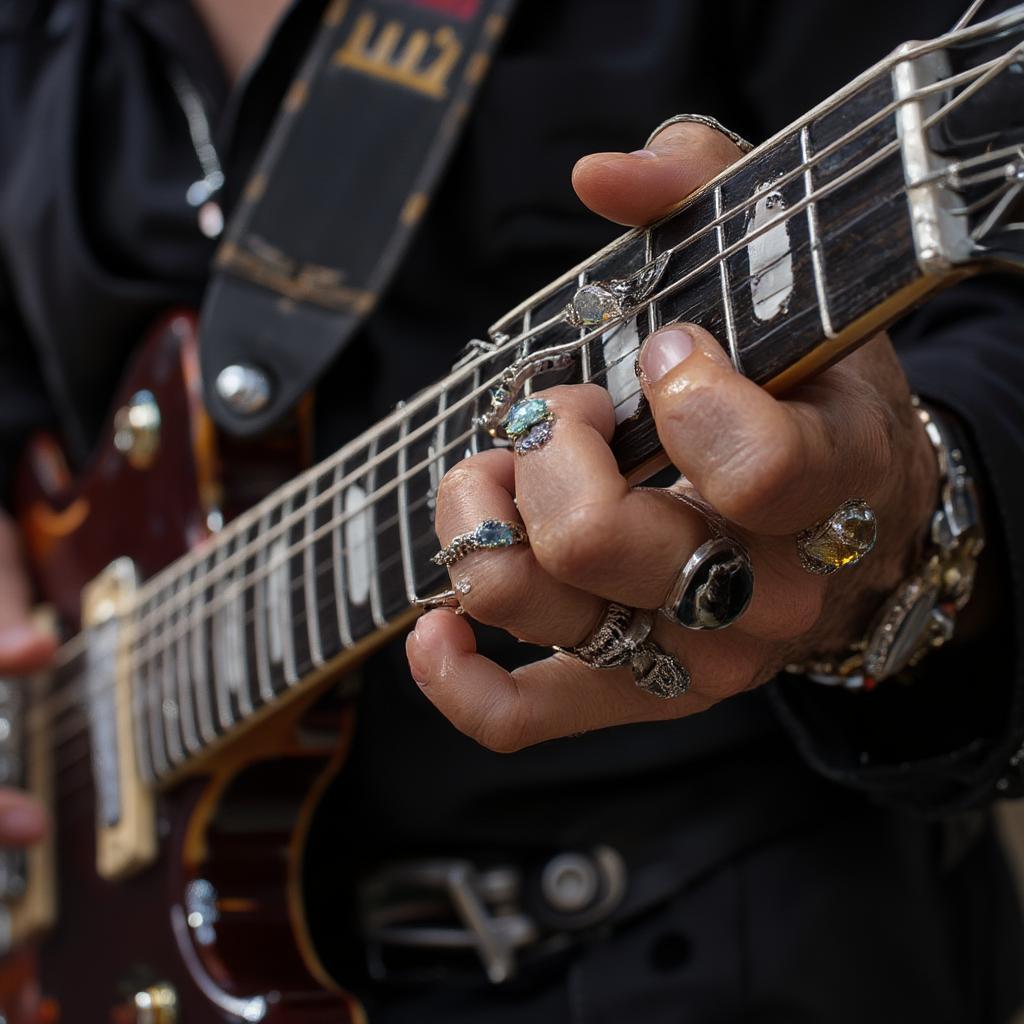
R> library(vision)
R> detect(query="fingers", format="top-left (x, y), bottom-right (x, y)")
top-left (0, 513), bottom-right (55, 675)
top-left (572, 122), bottom-right (742, 227)
top-left (638, 324), bottom-right (897, 536)
top-left (509, 385), bottom-right (708, 608)
top-left (433, 448), bottom-right (603, 646)
top-left (406, 610), bottom-right (722, 751)
top-left (0, 788), bottom-right (48, 847)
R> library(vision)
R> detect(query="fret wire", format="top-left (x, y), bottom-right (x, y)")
top-left (396, 409), bottom-right (419, 604)
top-left (645, 229), bottom-right (658, 338)
top-left (801, 125), bottom-right (837, 339)
top-left (231, 526), bottom-right (254, 714)
top-left (277, 495), bottom-right (300, 686)
top-left (303, 478), bottom-right (325, 668)
top-left (130, 600), bottom-right (156, 784)
top-left (252, 508), bottom-right (277, 703)
top-left (190, 556), bottom-right (218, 744)
top-left (577, 271), bottom-right (591, 383)
top-left (468, 363), bottom-right (482, 458)
top-left (713, 185), bottom-right (741, 371)
top-left (365, 435), bottom-right (387, 631)
top-left (144, 598), bottom-right (171, 777)
top-left (174, 573), bottom-right (202, 755)
top-left (158, 582), bottom-right (186, 767)
top-left (430, 387), bottom-right (447, 511)
top-left (211, 540), bottom-right (237, 728)
top-left (521, 310), bottom-right (534, 397)
top-left (331, 461), bottom-right (356, 649)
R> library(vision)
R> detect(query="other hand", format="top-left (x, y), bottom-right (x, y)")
top-left (0, 511), bottom-right (53, 844)
top-left (405, 122), bottom-right (938, 751)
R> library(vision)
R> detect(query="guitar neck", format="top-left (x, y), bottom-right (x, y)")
top-left (125, 43), bottom-right (976, 784)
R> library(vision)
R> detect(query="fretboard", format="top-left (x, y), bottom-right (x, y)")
top-left (124, 55), bottom-right (963, 783)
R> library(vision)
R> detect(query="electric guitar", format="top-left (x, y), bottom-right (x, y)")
top-left (2, 7), bottom-right (1023, 1020)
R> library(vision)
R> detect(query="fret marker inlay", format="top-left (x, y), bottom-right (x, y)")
top-left (745, 184), bottom-right (794, 323)
top-left (344, 484), bottom-right (372, 606)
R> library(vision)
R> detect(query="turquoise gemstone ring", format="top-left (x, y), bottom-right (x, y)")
top-left (431, 518), bottom-right (529, 568)
top-left (502, 398), bottom-right (556, 454)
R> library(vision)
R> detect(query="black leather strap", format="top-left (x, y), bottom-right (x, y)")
top-left (199, 0), bottom-right (517, 435)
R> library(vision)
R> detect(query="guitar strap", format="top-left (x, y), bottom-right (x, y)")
top-left (199, 0), bottom-right (517, 435)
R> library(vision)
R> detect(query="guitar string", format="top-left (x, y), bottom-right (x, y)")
top-left (27, 41), bottom-right (1024, 765)
top-left (46, 178), bottom-right (911, 771)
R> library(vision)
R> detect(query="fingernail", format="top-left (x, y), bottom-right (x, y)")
top-left (0, 624), bottom-right (37, 653)
top-left (628, 148), bottom-right (659, 159)
top-left (406, 630), bottom-right (428, 688)
top-left (640, 327), bottom-right (695, 382)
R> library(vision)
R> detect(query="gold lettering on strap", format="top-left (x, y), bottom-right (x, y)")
top-left (332, 13), bottom-right (462, 99)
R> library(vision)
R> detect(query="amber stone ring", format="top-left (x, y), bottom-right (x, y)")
top-left (796, 499), bottom-right (878, 576)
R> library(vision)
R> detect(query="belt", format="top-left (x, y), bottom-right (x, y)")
top-left (358, 846), bottom-right (643, 986)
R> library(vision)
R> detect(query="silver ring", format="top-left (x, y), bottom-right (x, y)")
top-left (661, 537), bottom-right (754, 631)
top-left (631, 641), bottom-right (691, 700)
top-left (431, 519), bottom-right (528, 568)
top-left (796, 499), bottom-right (877, 576)
top-left (645, 114), bottom-right (755, 154)
top-left (559, 603), bottom-right (654, 669)
top-left (657, 491), bottom-right (754, 630)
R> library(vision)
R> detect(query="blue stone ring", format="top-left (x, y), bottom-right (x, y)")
top-left (430, 518), bottom-right (529, 568)
top-left (501, 398), bottom-right (556, 455)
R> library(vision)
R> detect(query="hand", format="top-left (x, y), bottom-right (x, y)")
top-left (405, 122), bottom-right (939, 751)
top-left (0, 511), bottom-right (54, 845)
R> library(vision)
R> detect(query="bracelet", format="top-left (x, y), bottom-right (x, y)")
top-left (786, 398), bottom-right (985, 691)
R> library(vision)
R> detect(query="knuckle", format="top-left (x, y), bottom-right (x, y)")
top-left (469, 699), bottom-right (531, 754)
top-left (707, 434), bottom-right (803, 525)
top-left (434, 465), bottom-right (477, 524)
top-left (531, 502), bottom-right (620, 585)
top-left (458, 558), bottom-right (532, 629)
top-left (770, 584), bottom-right (825, 641)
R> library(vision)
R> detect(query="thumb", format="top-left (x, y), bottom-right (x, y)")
top-left (571, 121), bottom-right (743, 227)
top-left (0, 514), bottom-right (55, 675)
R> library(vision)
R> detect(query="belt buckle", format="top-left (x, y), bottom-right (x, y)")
top-left (361, 859), bottom-right (539, 984)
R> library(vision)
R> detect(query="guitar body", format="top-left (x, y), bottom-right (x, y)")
top-left (7, 313), bottom-right (363, 1022)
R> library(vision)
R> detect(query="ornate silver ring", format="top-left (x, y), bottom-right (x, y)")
top-left (431, 519), bottom-right (528, 568)
top-left (645, 114), bottom-right (755, 155)
top-left (796, 499), bottom-right (877, 576)
top-left (559, 603), bottom-right (654, 669)
top-left (630, 641), bottom-right (691, 700)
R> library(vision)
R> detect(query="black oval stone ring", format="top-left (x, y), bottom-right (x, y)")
top-left (660, 537), bottom-right (754, 631)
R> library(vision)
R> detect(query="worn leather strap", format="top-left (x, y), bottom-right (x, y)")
top-left (199, 0), bottom-right (517, 435)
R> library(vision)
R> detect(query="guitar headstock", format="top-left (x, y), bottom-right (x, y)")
top-left (902, 4), bottom-right (1024, 272)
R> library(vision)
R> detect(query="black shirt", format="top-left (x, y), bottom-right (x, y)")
top-left (2, 0), bottom-right (1023, 867)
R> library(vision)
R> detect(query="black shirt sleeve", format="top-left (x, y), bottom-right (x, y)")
top-left (770, 275), bottom-right (1024, 816)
